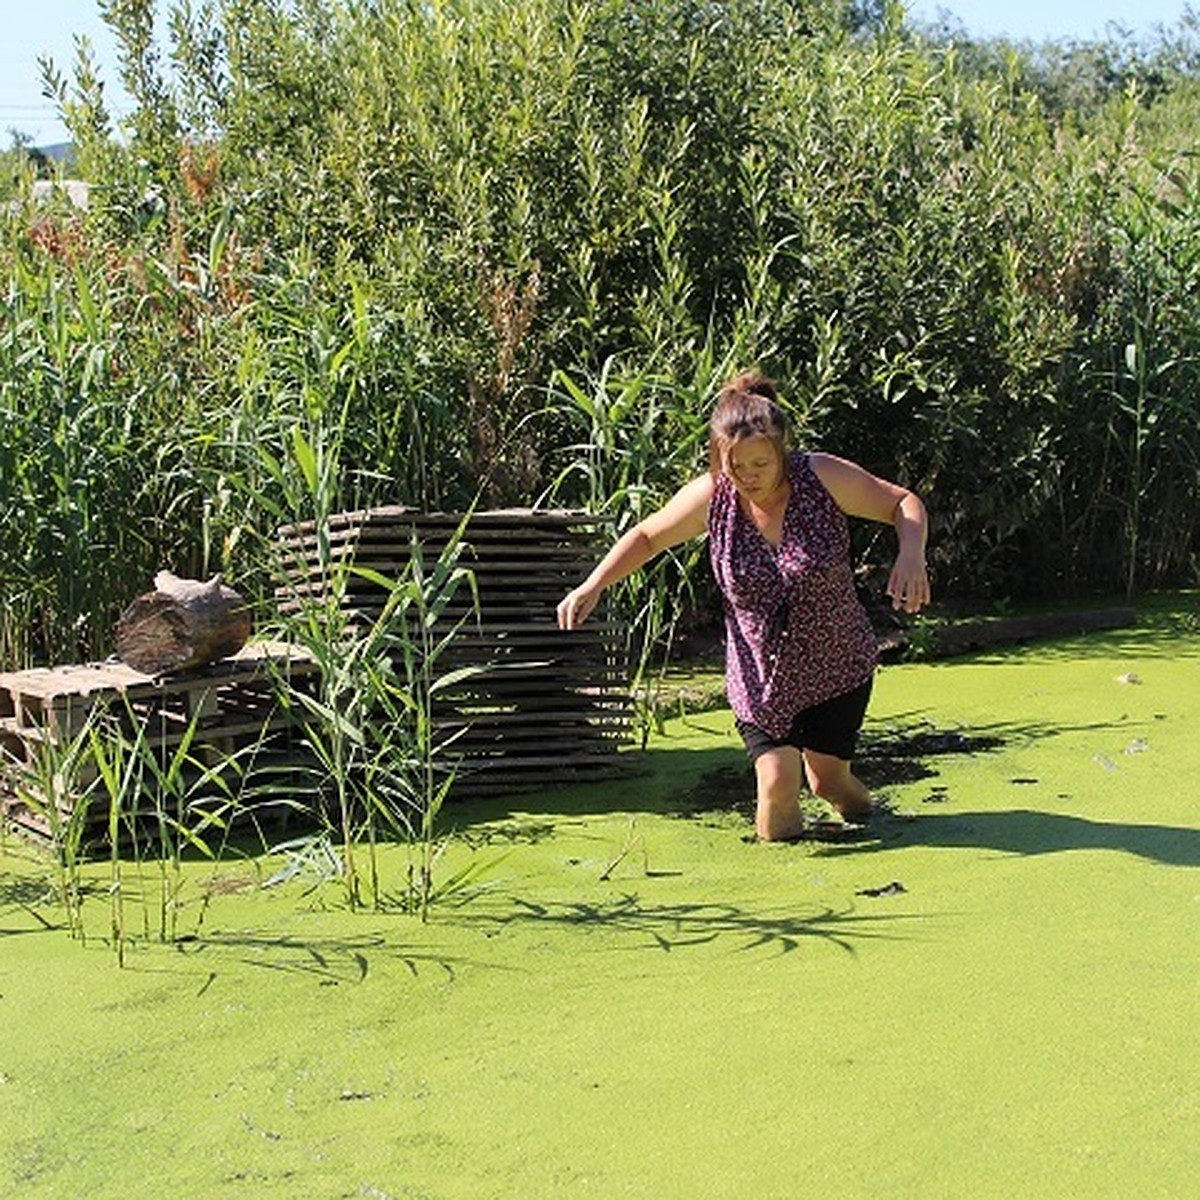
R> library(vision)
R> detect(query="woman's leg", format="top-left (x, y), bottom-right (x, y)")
top-left (753, 746), bottom-right (806, 840)
top-left (802, 749), bottom-right (872, 821)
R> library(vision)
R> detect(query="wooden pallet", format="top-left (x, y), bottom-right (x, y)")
top-left (0, 641), bottom-right (320, 846)
top-left (275, 506), bottom-right (637, 796)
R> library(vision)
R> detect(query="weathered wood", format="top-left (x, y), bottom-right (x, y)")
top-left (0, 642), bottom-right (320, 847)
top-left (274, 506), bottom-right (636, 796)
top-left (115, 571), bottom-right (252, 675)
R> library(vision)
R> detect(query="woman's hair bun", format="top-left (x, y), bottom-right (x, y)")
top-left (723, 370), bottom-right (777, 404)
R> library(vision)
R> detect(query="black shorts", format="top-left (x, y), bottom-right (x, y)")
top-left (735, 676), bottom-right (873, 763)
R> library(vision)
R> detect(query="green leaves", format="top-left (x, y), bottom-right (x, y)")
top-left (290, 424), bottom-right (319, 497)
top-left (4, 0), bottom-right (1200, 678)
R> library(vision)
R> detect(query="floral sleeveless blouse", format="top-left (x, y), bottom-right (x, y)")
top-left (707, 451), bottom-right (878, 737)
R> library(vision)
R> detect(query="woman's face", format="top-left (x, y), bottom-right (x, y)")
top-left (727, 435), bottom-right (784, 502)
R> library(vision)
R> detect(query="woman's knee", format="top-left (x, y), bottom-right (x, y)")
top-left (804, 750), bottom-right (871, 819)
top-left (755, 748), bottom-right (803, 799)
top-left (751, 750), bottom-right (805, 840)
top-left (802, 750), bottom-right (851, 800)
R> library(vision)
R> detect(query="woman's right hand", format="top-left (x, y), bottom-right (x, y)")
top-left (557, 582), bottom-right (601, 630)
top-left (555, 474), bottom-right (713, 632)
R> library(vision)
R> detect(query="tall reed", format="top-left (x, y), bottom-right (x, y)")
top-left (272, 522), bottom-right (486, 917)
top-left (7, 711), bottom-right (101, 942)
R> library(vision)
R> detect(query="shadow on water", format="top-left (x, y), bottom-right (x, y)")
top-left (169, 929), bottom-right (479, 984)
top-left (648, 715), bottom-right (1121, 822)
top-left (459, 893), bottom-right (925, 956)
top-left (459, 744), bottom-right (745, 831)
top-left (458, 713), bottom-right (1139, 834)
top-left (0, 873), bottom-right (59, 908)
top-left (462, 709), bottom-right (1200, 873)
top-left (0, 871), bottom-right (483, 982)
top-left (455, 714), bottom-right (991, 828)
top-left (835, 809), bottom-right (1200, 867)
top-left (0, 872), bottom-right (71, 937)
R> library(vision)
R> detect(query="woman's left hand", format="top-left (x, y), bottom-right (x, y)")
top-left (887, 552), bottom-right (930, 614)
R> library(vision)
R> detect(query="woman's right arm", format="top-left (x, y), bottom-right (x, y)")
top-left (556, 474), bottom-right (714, 630)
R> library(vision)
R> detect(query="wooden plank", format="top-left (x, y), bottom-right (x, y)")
top-left (269, 509), bottom-right (635, 794)
top-left (267, 612), bottom-right (625, 641)
top-left (452, 755), bottom-right (636, 771)
top-left (0, 643), bottom-right (317, 768)
top-left (0, 641), bottom-right (316, 703)
top-left (447, 723), bottom-right (632, 752)
top-left (0, 642), bottom-right (322, 850)
top-left (432, 702), bottom-right (631, 722)
top-left (277, 506), bottom-right (612, 539)
top-left (274, 579), bottom-right (593, 604)
top-left (277, 539), bottom-right (599, 565)
top-left (276, 543), bottom-right (599, 563)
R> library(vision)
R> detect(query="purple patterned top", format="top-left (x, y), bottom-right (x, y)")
top-left (707, 451), bottom-right (878, 737)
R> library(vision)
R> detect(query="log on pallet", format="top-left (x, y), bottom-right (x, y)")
top-left (116, 571), bottom-right (252, 675)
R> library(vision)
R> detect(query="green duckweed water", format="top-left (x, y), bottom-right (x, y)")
top-left (2, 600), bottom-right (1198, 1198)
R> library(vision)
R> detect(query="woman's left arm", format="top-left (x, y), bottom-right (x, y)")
top-left (809, 452), bottom-right (931, 614)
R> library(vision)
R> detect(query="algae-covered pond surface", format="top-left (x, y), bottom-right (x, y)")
top-left (3, 601), bottom-right (1199, 1198)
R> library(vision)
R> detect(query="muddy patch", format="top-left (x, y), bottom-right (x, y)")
top-left (857, 725), bottom-right (1005, 787)
top-left (673, 722), bottom-right (1004, 822)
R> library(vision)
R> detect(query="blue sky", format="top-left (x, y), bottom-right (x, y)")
top-left (2, 0), bottom-right (1195, 147)
top-left (906, 0), bottom-right (1194, 40)
top-left (1, 2), bottom-right (132, 147)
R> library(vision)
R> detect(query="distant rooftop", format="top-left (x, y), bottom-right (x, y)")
top-left (30, 179), bottom-right (89, 209)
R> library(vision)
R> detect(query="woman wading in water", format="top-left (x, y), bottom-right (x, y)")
top-left (557, 371), bottom-right (930, 841)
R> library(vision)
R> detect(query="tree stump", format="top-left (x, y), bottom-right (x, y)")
top-left (115, 571), bottom-right (252, 675)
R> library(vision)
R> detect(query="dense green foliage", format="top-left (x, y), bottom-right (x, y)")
top-left (2, 0), bottom-right (1199, 667)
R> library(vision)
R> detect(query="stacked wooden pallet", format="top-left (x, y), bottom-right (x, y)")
top-left (0, 641), bottom-right (320, 845)
top-left (275, 507), bottom-right (635, 796)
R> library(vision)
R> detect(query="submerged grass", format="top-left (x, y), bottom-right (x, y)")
top-left (2, 598), bottom-right (1199, 1197)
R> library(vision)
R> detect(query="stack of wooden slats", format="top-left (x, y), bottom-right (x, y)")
top-left (0, 641), bottom-right (321, 845)
top-left (275, 506), bottom-right (635, 796)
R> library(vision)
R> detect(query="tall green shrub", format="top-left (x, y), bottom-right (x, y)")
top-left (3, 0), bottom-right (1199, 675)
